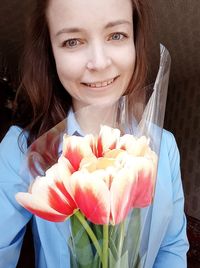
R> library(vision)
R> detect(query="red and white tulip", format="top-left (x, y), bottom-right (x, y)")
top-left (16, 125), bottom-right (157, 225)
top-left (16, 156), bottom-right (77, 222)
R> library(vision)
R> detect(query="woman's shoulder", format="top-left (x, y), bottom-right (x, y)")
top-left (0, 125), bottom-right (28, 172)
top-left (1, 125), bottom-right (27, 148)
top-left (161, 129), bottom-right (179, 158)
top-left (162, 129), bottom-right (177, 149)
top-left (0, 127), bottom-right (31, 218)
top-left (160, 129), bottom-right (181, 181)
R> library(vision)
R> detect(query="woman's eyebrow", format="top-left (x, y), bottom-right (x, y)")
top-left (55, 20), bottom-right (131, 37)
top-left (56, 27), bottom-right (84, 36)
top-left (105, 20), bottom-right (131, 28)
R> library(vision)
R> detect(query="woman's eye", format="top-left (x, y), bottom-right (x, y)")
top-left (110, 33), bottom-right (126, 41)
top-left (63, 39), bottom-right (80, 48)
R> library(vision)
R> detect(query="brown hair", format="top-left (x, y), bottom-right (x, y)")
top-left (13, 0), bottom-right (150, 146)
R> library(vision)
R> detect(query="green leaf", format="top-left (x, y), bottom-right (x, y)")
top-left (108, 237), bottom-right (119, 260)
top-left (68, 237), bottom-right (78, 268)
top-left (123, 208), bottom-right (141, 267)
top-left (109, 224), bottom-right (120, 246)
top-left (91, 224), bottom-right (103, 243)
top-left (109, 248), bottom-right (118, 267)
top-left (108, 249), bottom-right (129, 268)
top-left (69, 215), bottom-right (94, 267)
top-left (118, 251), bottom-right (129, 267)
top-left (92, 252), bottom-right (101, 268)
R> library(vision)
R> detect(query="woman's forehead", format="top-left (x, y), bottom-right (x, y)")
top-left (46, 0), bottom-right (133, 34)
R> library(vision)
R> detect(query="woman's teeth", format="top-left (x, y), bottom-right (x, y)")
top-left (85, 78), bottom-right (115, 88)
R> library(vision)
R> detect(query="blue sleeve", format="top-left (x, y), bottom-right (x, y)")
top-left (0, 126), bottom-right (32, 268)
top-left (153, 132), bottom-right (189, 268)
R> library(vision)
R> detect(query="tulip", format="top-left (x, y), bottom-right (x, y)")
top-left (62, 126), bottom-right (157, 225)
top-left (70, 169), bottom-right (111, 224)
top-left (70, 150), bottom-right (156, 225)
top-left (16, 125), bottom-right (157, 226)
top-left (16, 156), bottom-right (77, 222)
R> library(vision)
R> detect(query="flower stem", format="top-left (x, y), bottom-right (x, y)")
top-left (74, 211), bottom-right (103, 262)
top-left (102, 224), bottom-right (109, 268)
top-left (117, 222), bottom-right (124, 258)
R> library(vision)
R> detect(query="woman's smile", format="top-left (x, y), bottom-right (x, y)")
top-left (81, 76), bottom-right (119, 89)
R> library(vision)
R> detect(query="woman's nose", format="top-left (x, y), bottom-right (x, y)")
top-left (86, 43), bottom-right (112, 71)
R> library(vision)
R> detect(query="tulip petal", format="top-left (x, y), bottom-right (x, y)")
top-left (70, 170), bottom-right (110, 224)
top-left (16, 162), bottom-right (77, 221)
top-left (36, 179), bottom-right (74, 216)
top-left (56, 156), bottom-right (77, 208)
top-left (16, 193), bottom-right (68, 222)
top-left (117, 134), bottom-right (136, 151)
top-left (84, 134), bottom-right (98, 157)
top-left (47, 185), bottom-right (76, 216)
top-left (62, 134), bottom-right (93, 170)
top-left (103, 149), bottom-right (125, 159)
top-left (118, 135), bottom-right (150, 156)
top-left (43, 162), bottom-right (77, 215)
top-left (131, 157), bottom-right (156, 207)
top-left (97, 126), bottom-right (120, 157)
top-left (110, 167), bottom-right (138, 225)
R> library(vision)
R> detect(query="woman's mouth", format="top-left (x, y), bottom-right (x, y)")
top-left (82, 76), bottom-right (119, 88)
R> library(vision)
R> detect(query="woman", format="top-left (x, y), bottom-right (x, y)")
top-left (0, 0), bottom-right (188, 267)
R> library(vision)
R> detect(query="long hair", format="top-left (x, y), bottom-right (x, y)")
top-left (127, 0), bottom-right (150, 94)
top-left (13, 0), bottom-right (150, 147)
top-left (126, 0), bottom-right (151, 124)
top-left (13, 1), bottom-right (72, 146)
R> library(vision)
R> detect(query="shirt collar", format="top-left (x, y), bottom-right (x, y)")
top-left (66, 108), bottom-right (84, 136)
top-left (58, 109), bottom-right (83, 155)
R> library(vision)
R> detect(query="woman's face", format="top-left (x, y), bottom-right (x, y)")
top-left (47, 0), bottom-right (135, 111)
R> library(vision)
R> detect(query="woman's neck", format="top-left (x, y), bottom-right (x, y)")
top-left (73, 103), bottom-right (119, 135)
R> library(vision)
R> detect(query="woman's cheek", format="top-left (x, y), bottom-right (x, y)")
top-left (121, 46), bottom-right (135, 70)
top-left (56, 53), bottom-right (86, 81)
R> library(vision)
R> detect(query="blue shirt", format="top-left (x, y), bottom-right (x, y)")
top-left (0, 120), bottom-right (189, 268)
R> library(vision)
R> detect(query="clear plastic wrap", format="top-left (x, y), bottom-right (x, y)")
top-left (16, 44), bottom-right (171, 267)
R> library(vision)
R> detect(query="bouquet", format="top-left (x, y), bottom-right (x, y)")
top-left (16, 45), bottom-right (171, 267)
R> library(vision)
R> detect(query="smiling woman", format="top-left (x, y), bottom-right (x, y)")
top-left (46, 0), bottom-right (135, 111)
top-left (0, 0), bottom-right (189, 267)
top-left (12, 0), bottom-right (148, 145)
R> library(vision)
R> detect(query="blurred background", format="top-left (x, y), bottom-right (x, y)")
top-left (0, 0), bottom-right (199, 267)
